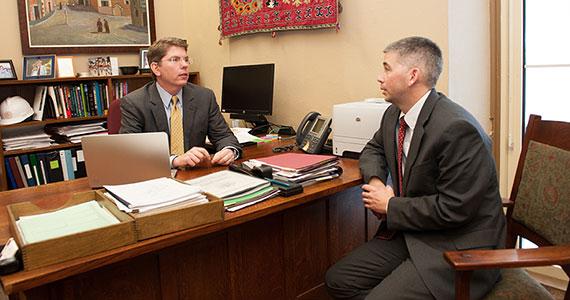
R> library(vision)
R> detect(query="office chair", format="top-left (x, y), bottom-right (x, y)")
top-left (444, 115), bottom-right (570, 300)
top-left (107, 99), bottom-right (121, 134)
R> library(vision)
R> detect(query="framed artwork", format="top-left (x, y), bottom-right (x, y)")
top-left (18, 0), bottom-right (156, 55)
top-left (23, 55), bottom-right (56, 80)
top-left (140, 49), bottom-right (149, 69)
top-left (56, 56), bottom-right (75, 78)
top-left (0, 60), bottom-right (17, 80)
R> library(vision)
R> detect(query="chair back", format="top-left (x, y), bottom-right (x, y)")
top-left (506, 114), bottom-right (570, 275)
top-left (107, 99), bottom-right (121, 134)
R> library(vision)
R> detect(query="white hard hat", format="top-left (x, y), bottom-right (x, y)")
top-left (0, 96), bottom-right (34, 125)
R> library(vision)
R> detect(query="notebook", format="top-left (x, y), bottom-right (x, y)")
top-left (82, 132), bottom-right (171, 188)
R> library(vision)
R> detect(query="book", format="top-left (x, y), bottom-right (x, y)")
top-left (7, 157), bottom-right (25, 188)
top-left (4, 158), bottom-right (17, 189)
top-left (14, 156), bottom-right (29, 188)
top-left (19, 154), bottom-right (36, 186)
top-left (249, 153), bottom-right (338, 172)
top-left (32, 86), bottom-right (47, 121)
top-left (46, 151), bottom-right (64, 183)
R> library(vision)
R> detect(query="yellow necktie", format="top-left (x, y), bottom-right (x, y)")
top-left (170, 96), bottom-right (184, 155)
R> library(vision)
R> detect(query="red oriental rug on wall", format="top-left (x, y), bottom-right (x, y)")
top-left (219, 0), bottom-right (339, 38)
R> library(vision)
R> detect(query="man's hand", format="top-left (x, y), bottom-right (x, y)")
top-left (173, 147), bottom-right (211, 168)
top-left (211, 148), bottom-right (235, 166)
top-left (362, 181), bottom-right (395, 215)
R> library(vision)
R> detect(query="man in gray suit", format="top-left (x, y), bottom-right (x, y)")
top-left (120, 37), bottom-right (241, 168)
top-left (325, 37), bottom-right (506, 299)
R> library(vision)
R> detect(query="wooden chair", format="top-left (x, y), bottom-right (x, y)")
top-left (444, 115), bottom-right (570, 300)
top-left (107, 99), bottom-right (121, 134)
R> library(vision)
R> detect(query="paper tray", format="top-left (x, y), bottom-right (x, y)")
top-left (126, 193), bottom-right (224, 241)
top-left (7, 190), bottom-right (136, 271)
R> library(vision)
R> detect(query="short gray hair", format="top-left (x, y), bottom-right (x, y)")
top-left (384, 36), bottom-right (442, 87)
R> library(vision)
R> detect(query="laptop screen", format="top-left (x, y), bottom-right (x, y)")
top-left (82, 132), bottom-right (171, 188)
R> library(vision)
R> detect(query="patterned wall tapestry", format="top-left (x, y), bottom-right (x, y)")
top-left (219, 0), bottom-right (339, 38)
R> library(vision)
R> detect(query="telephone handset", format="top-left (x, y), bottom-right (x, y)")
top-left (296, 111), bottom-right (332, 154)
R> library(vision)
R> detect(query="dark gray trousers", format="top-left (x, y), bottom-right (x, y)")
top-left (325, 234), bottom-right (434, 300)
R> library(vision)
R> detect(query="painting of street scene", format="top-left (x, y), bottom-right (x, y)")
top-left (25, 0), bottom-right (152, 47)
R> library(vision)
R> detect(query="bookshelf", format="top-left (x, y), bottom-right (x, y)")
top-left (0, 72), bottom-right (200, 191)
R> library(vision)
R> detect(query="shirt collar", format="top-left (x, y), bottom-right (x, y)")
top-left (399, 89), bottom-right (431, 130)
top-left (156, 82), bottom-right (183, 108)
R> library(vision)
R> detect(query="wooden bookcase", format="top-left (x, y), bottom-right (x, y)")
top-left (0, 72), bottom-right (199, 191)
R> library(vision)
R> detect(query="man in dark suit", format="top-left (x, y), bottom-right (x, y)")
top-left (120, 37), bottom-right (241, 168)
top-left (325, 37), bottom-right (506, 299)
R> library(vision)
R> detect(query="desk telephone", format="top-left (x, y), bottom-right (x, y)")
top-left (296, 112), bottom-right (332, 154)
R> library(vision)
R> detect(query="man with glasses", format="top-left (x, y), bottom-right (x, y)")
top-left (120, 37), bottom-right (241, 168)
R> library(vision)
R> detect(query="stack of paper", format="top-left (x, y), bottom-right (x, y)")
top-left (2, 127), bottom-right (55, 151)
top-left (248, 153), bottom-right (342, 187)
top-left (16, 200), bottom-right (119, 244)
top-left (186, 170), bottom-right (279, 212)
top-left (104, 177), bottom-right (206, 213)
top-left (46, 121), bottom-right (108, 144)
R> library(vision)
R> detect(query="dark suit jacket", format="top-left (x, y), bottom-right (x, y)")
top-left (360, 89), bottom-right (506, 300)
top-left (119, 81), bottom-right (241, 155)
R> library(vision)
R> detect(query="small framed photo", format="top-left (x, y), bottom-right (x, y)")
top-left (56, 56), bottom-right (75, 78)
top-left (23, 55), bottom-right (56, 80)
top-left (140, 49), bottom-right (149, 70)
top-left (0, 60), bottom-right (17, 80)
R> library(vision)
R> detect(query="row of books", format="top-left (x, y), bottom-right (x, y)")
top-left (4, 149), bottom-right (86, 190)
top-left (33, 82), bottom-right (110, 120)
top-left (113, 81), bottom-right (130, 100)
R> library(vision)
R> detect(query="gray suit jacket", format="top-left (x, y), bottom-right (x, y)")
top-left (119, 81), bottom-right (241, 155)
top-left (360, 89), bottom-right (506, 300)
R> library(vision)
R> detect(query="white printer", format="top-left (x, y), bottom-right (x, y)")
top-left (332, 99), bottom-right (391, 157)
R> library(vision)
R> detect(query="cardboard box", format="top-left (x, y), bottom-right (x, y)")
top-left (7, 191), bottom-right (136, 271)
top-left (129, 193), bottom-right (223, 240)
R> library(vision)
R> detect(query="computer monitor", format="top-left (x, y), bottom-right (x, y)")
top-left (221, 63), bottom-right (275, 130)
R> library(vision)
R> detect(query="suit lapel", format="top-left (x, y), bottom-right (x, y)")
top-left (149, 83), bottom-right (169, 134)
top-left (403, 89), bottom-right (438, 191)
top-left (182, 84), bottom-right (196, 151)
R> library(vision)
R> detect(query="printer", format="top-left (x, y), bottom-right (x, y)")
top-left (332, 99), bottom-right (391, 157)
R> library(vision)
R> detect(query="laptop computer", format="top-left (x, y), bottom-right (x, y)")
top-left (82, 132), bottom-right (171, 188)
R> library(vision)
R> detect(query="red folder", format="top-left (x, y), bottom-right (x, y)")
top-left (251, 153), bottom-right (338, 172)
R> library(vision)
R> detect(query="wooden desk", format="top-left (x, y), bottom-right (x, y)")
top-left (0, 142), bottom-right (372, 300)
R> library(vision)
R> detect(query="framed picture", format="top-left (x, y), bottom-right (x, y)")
top-left (23, 55), bottom-right (56, 80)
top-left (0, 60), bottom-right (17, 80)
top-left (56, 56), bottom-right (75, 78)
top-left (140, 49), bottom-right (149, 69)
top-left (17, 1), bottom-right (156, 55)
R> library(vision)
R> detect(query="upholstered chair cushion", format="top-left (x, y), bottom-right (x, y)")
top-left (483, 269), bottom-right (554, 300)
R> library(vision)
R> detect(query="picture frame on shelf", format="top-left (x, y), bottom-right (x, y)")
top-left (23, 55), bottom-right (56, 80)
top-left (0, 60), bottom-right (17, 80)
top-left (17, 0), bottom-right (156, 55)
top-left (140, 49), bottom-right (149, 70)
top-left (56, 56), bottom-right (75, 78)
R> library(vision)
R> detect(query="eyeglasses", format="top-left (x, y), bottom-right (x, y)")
top-left (162, 56), bottom-right (191, 64)
top-left (272, 144), bottom-right (296, 153)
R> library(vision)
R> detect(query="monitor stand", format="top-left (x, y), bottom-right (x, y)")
top-left (230, 114), bottom-right (270, 135)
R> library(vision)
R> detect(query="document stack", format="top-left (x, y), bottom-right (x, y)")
top-left (104, 177), bottom-right (207, 213)
top-left (1, 126), bottom-right (54, 151)
top-left (248, 153), bottom-right (342, 187)
top-left (187, 170), bottom-right (279, 212)
top-left (45, 121), bottom-right (108, 144)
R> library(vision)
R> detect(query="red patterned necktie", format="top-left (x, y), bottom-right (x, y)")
top-left (397, 116), bottom-right (408, 197)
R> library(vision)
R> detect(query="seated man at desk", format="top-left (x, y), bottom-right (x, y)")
top-left (325, 36), bottom-right (505, 299)
top-left (120, 37), bottom-right (241, 168)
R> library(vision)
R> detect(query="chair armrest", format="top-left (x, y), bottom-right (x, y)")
top-left (444, 245), bottom-right (570, 271)
top-left (501, 197), bottom-right (513, 208)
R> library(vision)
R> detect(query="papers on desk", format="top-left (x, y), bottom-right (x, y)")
top-left (186, 170), bottom-right (278, 211)
top-left (16, 200), bottom-right (119, 244)
top-left (247, 153), bottom-right (342, 187)
top-left (104, 177), bottom-right (206, 213)
top-left (230, 127), bottom-right (263, 144)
